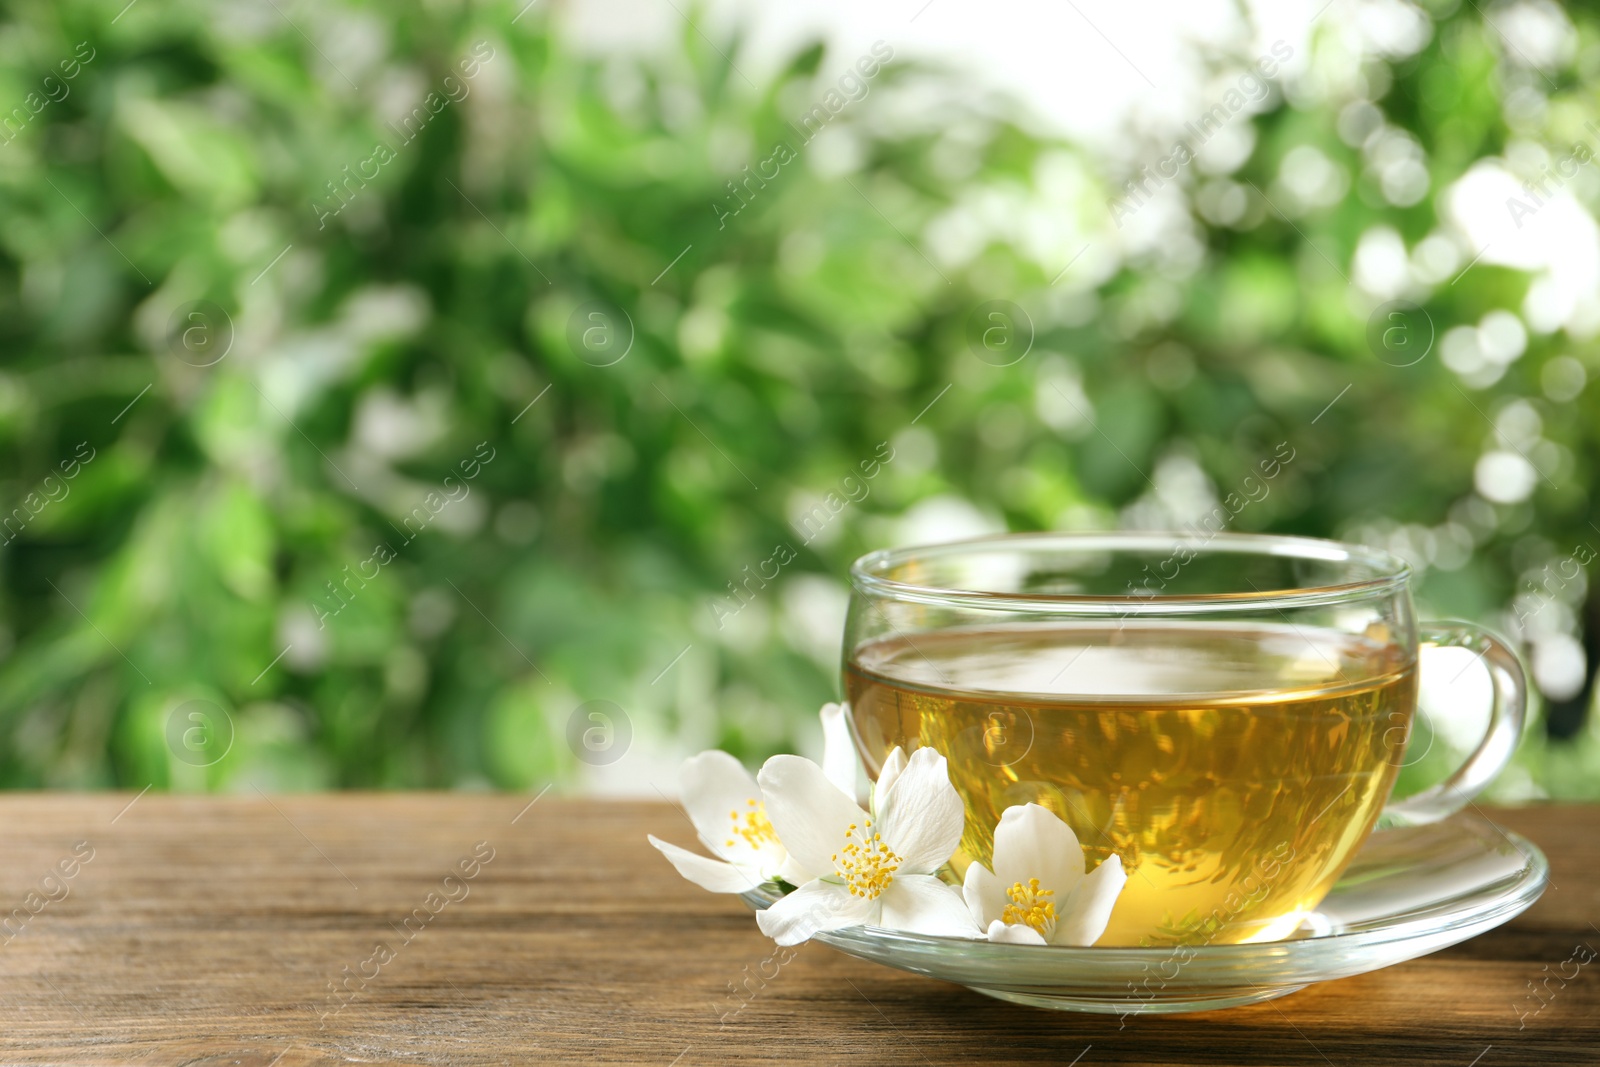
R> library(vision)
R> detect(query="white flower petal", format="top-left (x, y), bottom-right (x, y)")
top-left (992, 803), bottom-right (1086, 902)
top-left (876, 747), bottom-right (964, 875)
top-left (776, 851), bottom-right (815, 887)
top-left (1052, 854), bottom-right (1127, 947)
top-left (647, 835), bottom-right (764, 894)
top-left (820, 702), bottom-right (859, 800)
top-left (755, 879), bottom-right (874, 946)
top-left (962, 860), bottom-right (1004, 929)
top-left (986, 918), bottom-right (1048, 946)
top-left (758, 754), bottom-right (872, 877)
top-left (681, 750), bottom-right (766, 865)
top-left (880, 874), bottom-right (984, 938)
top-left (874, 746), bottom-right (908, 803)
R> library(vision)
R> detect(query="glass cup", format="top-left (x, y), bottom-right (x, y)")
top-left (843, 532), bottom-right (1525, 946)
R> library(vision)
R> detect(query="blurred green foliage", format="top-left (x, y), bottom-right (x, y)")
top-left (0, 0), bottom-right (1597, 798)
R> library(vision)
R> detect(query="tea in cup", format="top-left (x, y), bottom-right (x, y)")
top-left (844, 533), bottom-right (1525, 946)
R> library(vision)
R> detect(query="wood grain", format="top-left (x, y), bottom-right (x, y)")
top-left (0, 795), bottom-right (1590, 1065)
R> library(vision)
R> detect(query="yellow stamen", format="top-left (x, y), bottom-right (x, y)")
top-left (834, 822), bottom-right (902, 899)
top-left (1001, 877), bottom-right (1056, 937)
top-left (728, 800), bottom-right (778, 850)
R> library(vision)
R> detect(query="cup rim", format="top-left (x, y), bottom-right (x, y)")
top-left (848, 531), bottom-right (1412, 614)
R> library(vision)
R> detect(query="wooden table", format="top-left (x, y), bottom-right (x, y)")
top-left (0, 795), bottom-right (1592, 1065)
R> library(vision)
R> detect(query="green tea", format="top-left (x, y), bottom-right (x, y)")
top-left (845, 622), bottom-right (1415, 945)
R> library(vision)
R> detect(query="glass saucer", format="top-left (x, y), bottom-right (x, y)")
top-left (740, 810), bottom-right (1547, 1014)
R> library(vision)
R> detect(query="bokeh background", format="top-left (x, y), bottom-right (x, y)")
top-left (2, 0), bottom-right (1598, 798)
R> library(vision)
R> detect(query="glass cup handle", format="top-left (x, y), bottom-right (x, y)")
top-left (1380, 621), bottom-right (1528, 829)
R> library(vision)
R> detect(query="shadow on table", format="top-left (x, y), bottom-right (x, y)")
top-left (711, 930), bottom-right (1595, 1067)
